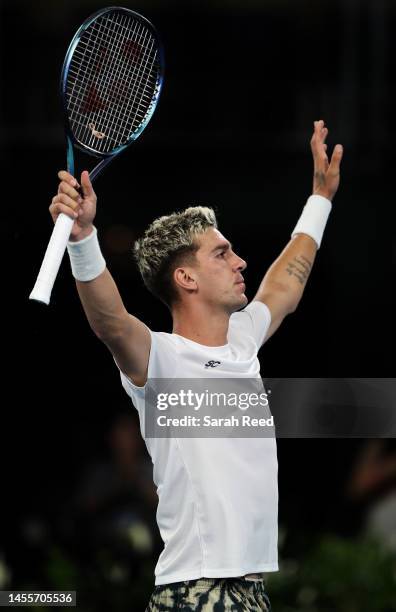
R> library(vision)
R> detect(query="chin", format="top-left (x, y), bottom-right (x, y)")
top-left (240, 294), bottom-right (248, 308)
top-left (230, 294), bottom-right (248, 313)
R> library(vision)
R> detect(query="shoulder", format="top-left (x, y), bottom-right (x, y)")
top-left (116, 330), bottom-right (180, 396)
top-left (231, 301), bottom-right (271, 323)
top-left (229, 301), bottom-right (272, 349)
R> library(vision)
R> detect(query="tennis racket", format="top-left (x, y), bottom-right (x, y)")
top-left (29, 6), bottom-right (164, 305)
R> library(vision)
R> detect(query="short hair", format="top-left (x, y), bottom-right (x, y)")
top-left (134, 206), bottom-right (217, 308)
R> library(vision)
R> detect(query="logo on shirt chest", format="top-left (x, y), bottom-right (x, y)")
top-left (204, 360), bottom-right (221, 368)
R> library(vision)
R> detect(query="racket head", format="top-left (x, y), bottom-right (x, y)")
top-left (60, 6), bottom-right (164, 158)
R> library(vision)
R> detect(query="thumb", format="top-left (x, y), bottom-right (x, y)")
top-left (329, 144), bottom-right (343, 174)
top-left (80, 170), bottom-right (94, 197)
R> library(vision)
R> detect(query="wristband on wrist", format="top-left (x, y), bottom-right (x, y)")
top-left (67, 226), bottom-right (106, 281)
top-left (291, 194), bottom-right (332, 248)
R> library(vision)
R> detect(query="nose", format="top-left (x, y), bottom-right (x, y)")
top-left (232, 252), bottom-right (247, 272)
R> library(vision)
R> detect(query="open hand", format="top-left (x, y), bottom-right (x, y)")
top-left (311, 119), bottom-right (343, 202)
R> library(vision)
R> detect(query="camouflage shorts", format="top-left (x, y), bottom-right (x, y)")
top-left (145, 577), bottom-right (271, 611)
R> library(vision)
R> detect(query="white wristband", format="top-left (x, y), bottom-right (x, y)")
top-left (67, 226), bottom-right (106, 281)
top-left (291, 194), bottom-right (332, 248)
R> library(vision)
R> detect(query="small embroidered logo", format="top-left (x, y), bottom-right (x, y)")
top-left (204, 360), bottom-right (221, 368)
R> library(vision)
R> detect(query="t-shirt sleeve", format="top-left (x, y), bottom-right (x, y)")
top-left (229, 300), bottom-right (272, 350)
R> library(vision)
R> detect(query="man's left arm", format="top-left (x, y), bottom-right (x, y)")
top-left (253, 119), bottom-right (343, 342)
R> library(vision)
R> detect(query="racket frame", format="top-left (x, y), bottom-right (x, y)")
top-left (61, 5), bottom-right (165, 181)
top-left (29, 6), bottom-right (164, 304)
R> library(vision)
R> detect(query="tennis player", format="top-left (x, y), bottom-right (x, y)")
top-left (49, 120), bottom-right (342, 611)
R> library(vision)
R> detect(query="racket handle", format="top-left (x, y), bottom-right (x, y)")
top-left (29, 213), bottom-right (75, 305)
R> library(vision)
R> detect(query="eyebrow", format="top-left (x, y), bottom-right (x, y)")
top-left (210, 241), bottom-right (233, 254)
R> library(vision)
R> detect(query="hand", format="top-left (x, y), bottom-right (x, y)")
top-left (49, 170), bottom-right (97, 241)
top-left (310, 119), bottom-right (343, 201)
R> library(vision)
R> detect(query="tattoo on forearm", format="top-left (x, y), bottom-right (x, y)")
top-left (285, 255), bottom-right (313, 285)
top-left (298, 255), bottom-right (312, 269)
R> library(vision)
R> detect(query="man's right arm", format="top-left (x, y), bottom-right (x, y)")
top-left (50, 170), bottom-right (151, 387)
top-left (75, 267), bottom-right (151, 387)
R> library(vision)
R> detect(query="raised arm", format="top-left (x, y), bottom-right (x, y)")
top-left (253, 120), bottom-right (343, 342)
top-left (49, 170), bottom-right (151, 386)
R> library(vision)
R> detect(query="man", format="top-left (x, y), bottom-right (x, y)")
top-left (50, 120), bottom-right (343, 611)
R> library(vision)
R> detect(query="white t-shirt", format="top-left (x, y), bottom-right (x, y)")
top-left (116, 301), bottom-right (278, 585)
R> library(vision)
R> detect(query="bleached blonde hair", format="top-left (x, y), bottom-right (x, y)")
top-left (134, 206), bottom-right (217, 308)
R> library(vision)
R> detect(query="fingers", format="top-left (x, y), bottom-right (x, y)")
top-left (311, 121), bottom-right (326, 162)
top-left (315, 119), bottom-right (328, 143)
top-left (50, 202), bottom-right (79, 221)
top-left (58, 179), bottom-right (82, 201)
top-left (56, 169), bottom-right (95, 200)
top-left (57, 170), bottom-right (81, 202)
top-left (80, 170), bottom-right (94, 198)
top-left (328, 144), bottom-right (343, 174)
top-left (311, 119), bottom-right (328, 150)
top-left (58, 170), bottom-right (80, 189)
top-left (311, 120), bottom-right (332, 173)
top-left (321, 126), bottom-right (328, 144)
top-left (49, 192), bottom-right (80, 221)
top-left (51, 170), bottom-right (82, 220)
top-left (311, 120), bottom-right (343, 168)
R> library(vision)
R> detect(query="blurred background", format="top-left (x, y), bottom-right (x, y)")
top-left (2, 0), bottom-right (396, 610)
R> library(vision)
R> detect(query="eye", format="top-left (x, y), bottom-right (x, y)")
top-left (217, 251), bottom-right (226, 258)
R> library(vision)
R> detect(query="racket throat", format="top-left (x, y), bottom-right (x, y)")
top-left (66, 136), bottom-right (115, 184)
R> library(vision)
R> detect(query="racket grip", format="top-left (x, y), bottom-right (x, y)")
top-left (29, 213), bottom-right (75, 305)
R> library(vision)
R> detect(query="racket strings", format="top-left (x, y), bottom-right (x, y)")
top-left (70, 15), bottom-right (157, 144)
top-left (77, 15), bottom-right (143, 144)
top-left (69, 16), bottom-right (157, 148)
top-left (66, 10), bottom-right (160, 153)
top-left (68, 15), bottom-right (140, 141)
top-left (87, 14), bottom-right (154, 135)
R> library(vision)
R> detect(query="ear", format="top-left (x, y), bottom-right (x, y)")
top-left (173, 267), bottom-right (198, 293)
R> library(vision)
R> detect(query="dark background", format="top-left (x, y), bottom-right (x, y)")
top-left (2, 0), bottom-right (396, 610)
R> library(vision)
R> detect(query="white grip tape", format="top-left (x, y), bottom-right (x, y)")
top-left (291, 194), bottom-right (332, 248)
top-left (29, 213), bottom-right (74, 305)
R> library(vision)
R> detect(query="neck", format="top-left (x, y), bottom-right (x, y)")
top-left (172, 301), bottom-right (231, 346)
